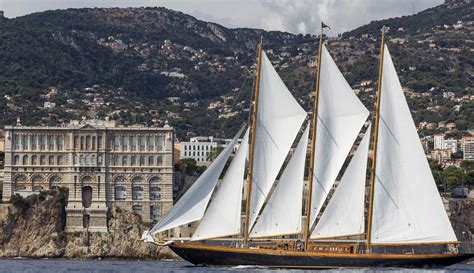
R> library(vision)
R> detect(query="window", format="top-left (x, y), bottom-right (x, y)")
top-left (22, 135), bottom-right (28, 150)
top-left (14, 135), bottom-right (20, 150)
top-left (80, 136), bottom-right (84, 150)
top-left (150, 186), bottom-right (161, 200)
top-left (148, 136), bottom-right (154, 151)
top-left (40, 155), bottom-right (46, 165)
top-left (92, 136), bottom-right (96, 150)
top-left (22, 155), bottom-right (28, 165)
top-left (115, 186), bottom-right (126, 200)
top-left (32, 175), bottom-right (45, 191)
top-left (31, 135), bottom-right (37, 150)
top-left (156, 155), bottom-right (163, 166)
top-left (14, 175), bottom-right (28, 191)
top-left (40, 135), bottom-right (46, 150)
top-left (150, 205), bottom-right (160, 222)
top-left (131, 136), bottom-right (137, 151)
top-left (114, 136), bottom-right (120, 151)
top-left (132, 186), bottom-right (144, 200)
top-left (148, 156), bottom-right (154, 165)
top-left (131, 156), bottom-right (137, 166)
top-left (49, 135), bottom-right (55, 150)
top-left (123, 136), bottom-right (129, 151)
top-left (122, 156), bottom-right (128, 166)
top-left (58, 135), bottom-right (63, 150)
top-left (113, 155), bottom-right (119, 166)
top-left (140, 136), bottom-right (146, 151)
top-left (13, 155), bottom-right (20, 165)
top-left (86, 136), bottom-right (91, 150)
top-left (31, 155), bottom-right (37, 165)
top-left (139, 156), bottom-right (145, 166)
top-left (132, 204), bottom-right (142, 211)
top-left (48, 155), bottom-right (54, 165)
top-left (157, 136), bottom-right (164, 151)
top-left (57, 155), bottom-right (64, 165)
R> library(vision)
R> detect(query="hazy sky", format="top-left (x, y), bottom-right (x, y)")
top-left (0, 0), bottom-right (444, 35)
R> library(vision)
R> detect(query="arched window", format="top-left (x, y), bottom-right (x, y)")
top-left (131, 156), bottom-right (137, 166)
top-left (148, 156), bottom-right (154, 165)
top-left (150, 205), bottom-right (160, 222)
top-left (156, 155), bottom-right (163, 166)
top-left (132, 186), bottom-right (144, 200)
top-left (14, 175), bottom-right (27, 191)
top-left (40, 155), bottom-right (46, 165)
top-left (122, 156), bottom-right (128, 166)
top-left (49, 175), bottom-right (62, 189)
top-left (48, 155), bottom-right (54, 165)
top-left (139, 156), bottom-right (145, 166)
top-left (13, 155), bottom-right (20, 165)
top-left (31, 155), bottom-right (37, 165)
top-left (112, 155), bottom-right (119, 166)
top-left (150, 186), bottom-right (161, 200)
top-left (22, 155), bottom-right (28, 165)
top-left (57, 155), bottom-right (64, 165)
top-left (115, 186), bottom-right (126, 200)
top-left (32, 175), bottom-right (45, 191)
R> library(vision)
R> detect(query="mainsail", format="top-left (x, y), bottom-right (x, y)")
top-left (309, 45), bottom-right (369, 225)
top-left (149, 127), bottom-right (244, 235)
top-left (250, 125), bottom-right (309, 238)
top-left (249, 51), bottom-right (307, 230)
top-left (312, 124), bottom-right (371, 239)
top-left (370, 45), bottom-right (457, 244)
top-left (191, 129), bottom-right (250, 241)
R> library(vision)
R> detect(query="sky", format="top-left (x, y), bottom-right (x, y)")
top-left (0, 0), bottom-right (444, 35)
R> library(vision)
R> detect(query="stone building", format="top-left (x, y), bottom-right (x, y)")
top-left (1, 120), bottom-right (174, 232)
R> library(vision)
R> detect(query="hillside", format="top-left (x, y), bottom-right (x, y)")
top-left (0, 0), bottom-right (472, 139)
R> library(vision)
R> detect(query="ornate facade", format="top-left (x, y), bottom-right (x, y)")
top-left (2, 121), bottom-right (174, 232)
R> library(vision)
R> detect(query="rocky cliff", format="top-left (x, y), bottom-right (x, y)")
top-left (0, 189), bottom-right (176, 259)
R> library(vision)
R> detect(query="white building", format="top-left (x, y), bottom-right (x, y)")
top-left (443, 139), bottom-right (458, 153)
top-left (434, 134), bottom-right (445, 150)
top-left (462, 136), bottom-right (474, 160)
top-left (180, 136), bottom-right (241, 164)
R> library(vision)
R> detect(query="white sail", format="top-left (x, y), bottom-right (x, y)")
top-left (191, 129), bottom-right (250, 241)
top-left (250, 125), bottom-right (309, 238)
top-left (311, 124), bottom-right (371, 239)
top-left (149, 127), bottom-right (244, 235)
top-left (309, 45), bottom-right (369, 225)
top-left (370, 45), bottom-right (457, 244)
top-left (249, 51), bottom-right (307, 229)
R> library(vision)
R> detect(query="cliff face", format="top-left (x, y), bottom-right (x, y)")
top-left (0, 189), bottom-right (176, 259)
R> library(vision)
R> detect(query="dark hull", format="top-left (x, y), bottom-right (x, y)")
top-left (169, 243), bottom-right (473, 269)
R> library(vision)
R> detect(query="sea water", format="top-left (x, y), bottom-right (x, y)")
top-left (0, 259), bottom-right (472, 272)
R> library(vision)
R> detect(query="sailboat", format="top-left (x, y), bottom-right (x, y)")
top-left (143, 25), bottom-right (473, 268)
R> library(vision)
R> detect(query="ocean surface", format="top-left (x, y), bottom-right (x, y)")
top-left (0, 259), bottom-right (472, 273)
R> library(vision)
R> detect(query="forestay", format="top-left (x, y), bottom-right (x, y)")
top-left (309, 45), bottom-right (369, 225)
top-left (149, 127), bottom-right (245, 235)
top-left (250, 125), bottom-right (309, 238)
top-left (371, 45), bottom-right (457, 244)
top-left (191, 129), bottom-right (250, 241)
top-left (248, 51), bottom-right (307, 230)
top-left (312, 124), bottom-right (371, 239)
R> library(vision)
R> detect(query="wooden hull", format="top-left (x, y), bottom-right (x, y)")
top-left (169, 242), bottom-right (473, 269)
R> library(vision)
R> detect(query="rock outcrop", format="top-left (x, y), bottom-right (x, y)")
top-left (0, 189), bottom-right (176, 259)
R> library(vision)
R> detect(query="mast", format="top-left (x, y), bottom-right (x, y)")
top-left (366, 26), bottom-right (386, 252)
top-left (243, 37), bottom-right (263, 247)
top-left (303, 23), bottom-right (325, 249)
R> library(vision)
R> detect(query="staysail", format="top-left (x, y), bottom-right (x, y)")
top-left (309, 45), bottom-right (369, 225)
top-left (249, 51), bottom-right (307, 230)
top-left (149, 127), bottom-right (244, 235)
top-left (191, 129), bottom-right (250, 241)
top-left (370, 45), bottom-right (457, 244)
top-left (250, 125), bottom-right (309, 238)
top-left (312, 124), bottom-right (371, 239)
